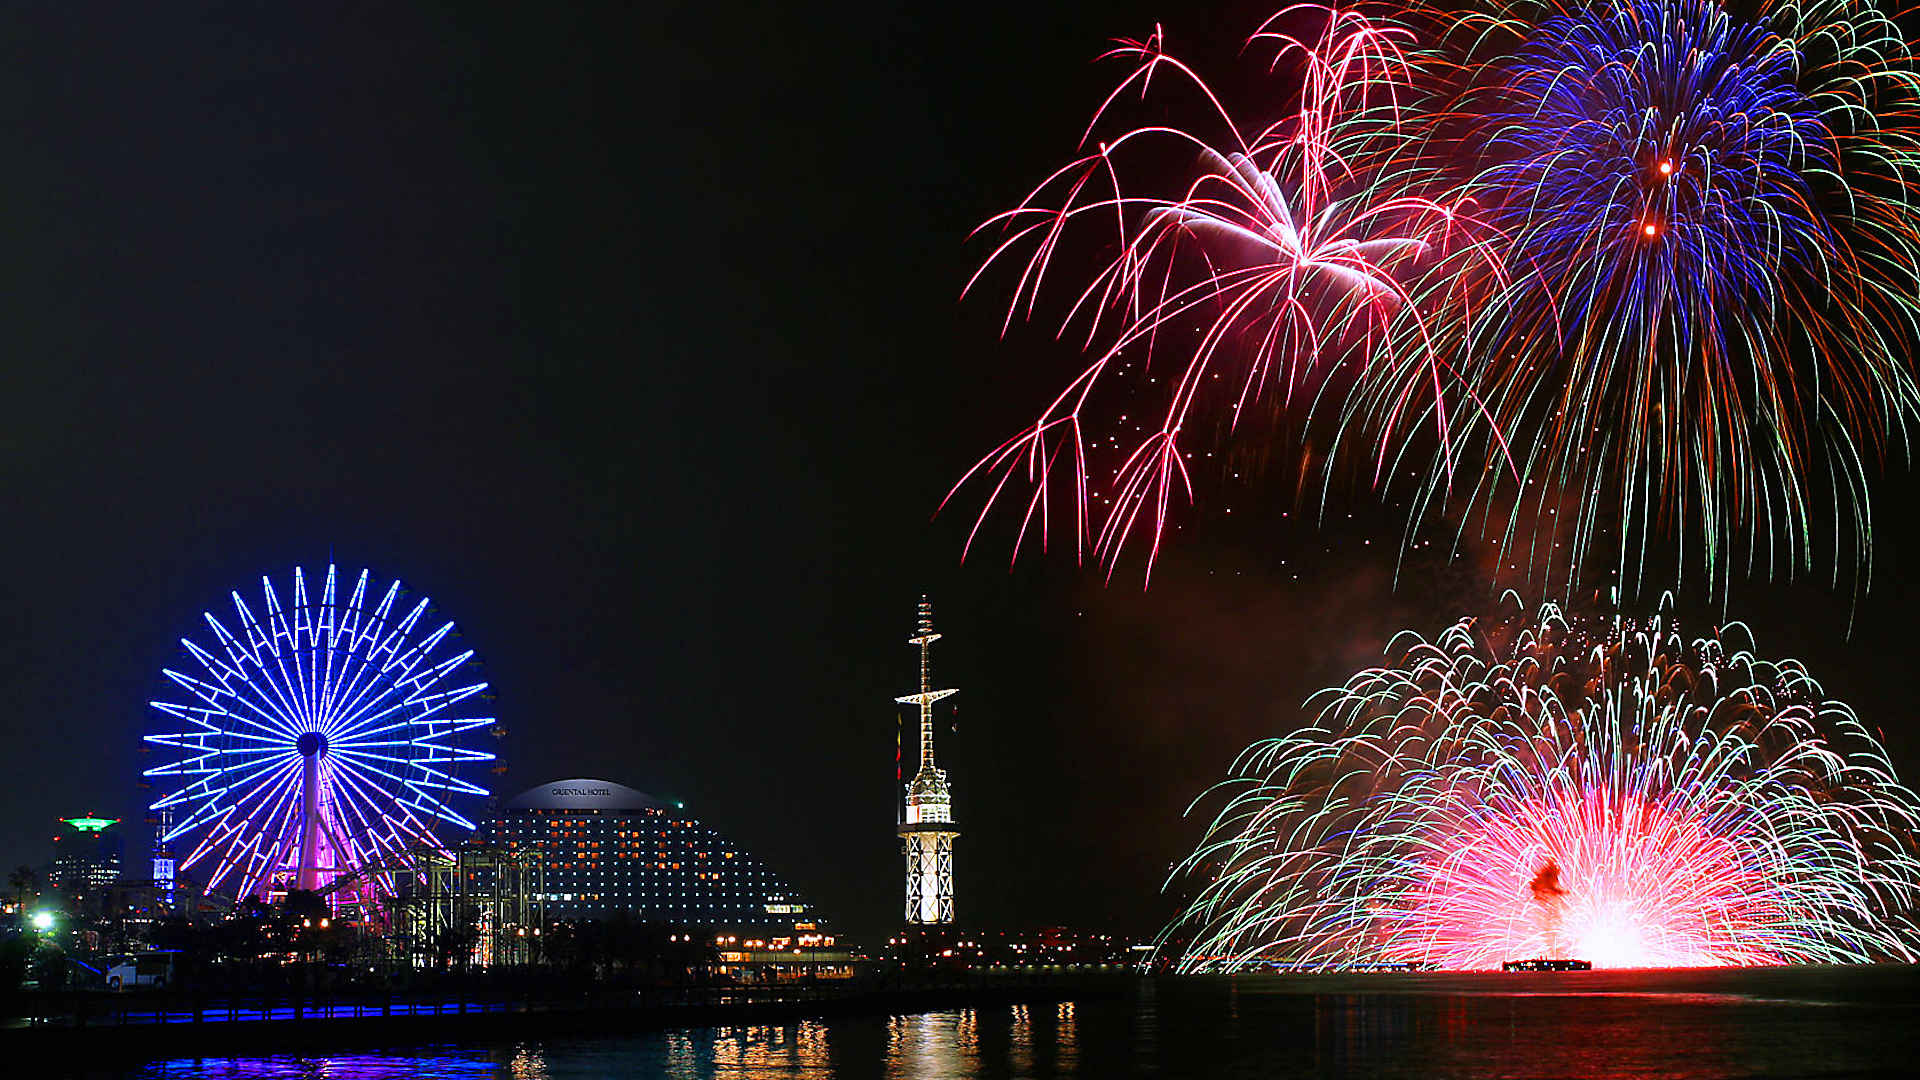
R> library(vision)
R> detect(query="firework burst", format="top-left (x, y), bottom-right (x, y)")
top-left (1160, 601), bottom-right (1920, 970)
top-left (1390, 0), bottom-right (1920, 594)
top-left (951, 5), bottom-right (1499, 580)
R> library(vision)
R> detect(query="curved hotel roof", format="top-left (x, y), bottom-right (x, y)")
top-left (504, 778), bottom-right (670, 812)
top-left (486, 777), bottom-right (814, 928)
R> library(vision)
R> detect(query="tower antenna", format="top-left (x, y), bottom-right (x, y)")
top-left (896, 595), bottom-right (960, 925)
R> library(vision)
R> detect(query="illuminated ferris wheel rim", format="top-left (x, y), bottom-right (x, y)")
top-left (144, 562), bottom-right (497, 901)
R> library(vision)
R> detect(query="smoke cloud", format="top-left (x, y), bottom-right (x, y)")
top-left (1530, 858), bottom-right (1570, 956)
top-left (1529, 859), bottom-right (1569, 903)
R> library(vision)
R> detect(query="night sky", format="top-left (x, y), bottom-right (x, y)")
top-left (3, 1), bottom-right (1919, 944)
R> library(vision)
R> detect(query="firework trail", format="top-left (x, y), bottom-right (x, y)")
top-left (949, 5), bottom-right (1499, 581)
top-left (1158, 601), bottom-right (1920, 970)
top-left (956, 1), bottom-right (1920, 597)
top-left (1382, 0), bottom-right (1920, 595)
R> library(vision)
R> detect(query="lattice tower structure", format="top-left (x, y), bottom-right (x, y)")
top-left (896, 596), bottom-right (959, 924)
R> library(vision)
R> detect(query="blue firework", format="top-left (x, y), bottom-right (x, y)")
top-left (1482, 0), bottom-right (1832, 348)
top-left (1385, 0), bottom-right (1920, 594)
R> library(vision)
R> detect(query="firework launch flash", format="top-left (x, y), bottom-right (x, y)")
top-left (1158, 603), bottom-right (1920, 970)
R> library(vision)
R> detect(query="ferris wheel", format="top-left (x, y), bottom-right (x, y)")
top-left (144, 563), bottom-right (498, 910)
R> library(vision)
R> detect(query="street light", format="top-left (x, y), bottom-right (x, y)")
top-left (30, 911), bottom-right (54, 931)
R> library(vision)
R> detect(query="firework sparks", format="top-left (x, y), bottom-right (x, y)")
top-left (950, 5), bottom-right (1498, 581)
top-left (955, 1), bottom-right (1920, 596)
top-left (1389, 0), bottom-right (1920, 594)
top-left (1160, 601), bottom-right (1920, 970)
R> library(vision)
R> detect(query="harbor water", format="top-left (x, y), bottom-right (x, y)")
top-left (126, 966), bottom-right (1920, 1078)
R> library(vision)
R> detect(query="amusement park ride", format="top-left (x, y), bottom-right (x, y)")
top-left (141, 564), bottom-right (537, 958)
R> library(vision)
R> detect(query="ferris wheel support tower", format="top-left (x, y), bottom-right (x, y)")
top-left (294, 731), bottom-right (337, 894)
top-left (896, 597), bottom-right (959, 925)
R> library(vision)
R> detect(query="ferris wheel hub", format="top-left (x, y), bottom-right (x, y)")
top-left (297, 731), bottom-right (327, 758)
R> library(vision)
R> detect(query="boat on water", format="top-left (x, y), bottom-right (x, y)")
top-left (1502, 958), bottom-right (1593, 971)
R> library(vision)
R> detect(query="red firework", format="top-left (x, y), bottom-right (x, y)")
top-left (950, 4), bottom-right (1499, 580)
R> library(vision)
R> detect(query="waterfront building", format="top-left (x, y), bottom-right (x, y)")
top-left (48, 816), bottom-right (123, 898)
top-left (896, 597), bottom-right (959, 925)
top-left (480, 779), bottom-right (813, 929)
top-left (886, 925), bottom-right (1133, 969)
top-left (713, 921), bottom-right (857, 981)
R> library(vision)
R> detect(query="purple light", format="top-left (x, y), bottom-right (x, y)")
top-left (145, 564), bottom-right (496, 909)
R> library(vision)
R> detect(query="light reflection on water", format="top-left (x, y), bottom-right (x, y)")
top-left (138, 1053), bottom-right (506, 1079)
top-left (886, 1010), bottom-right (974, 1079)
top-left (130, 968), bottom-right (1920, 1079)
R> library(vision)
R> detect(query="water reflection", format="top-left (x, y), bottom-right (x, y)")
top-left (707, 1022), bottom-right (833, 1078)
top-left (505, 1045), bottom-right (546, 1080)
top-left (1008, 1002), bottom-right (1032, 1075)
top-left (1130, 977), bottom-right (1158, 1074)
top-left (129, 969), bottom-right (1920, 1080)
top-left (1053, 1001), bottom-right (1078, 1072)
top-left (885, 1008), bottom-right (978, 1079)
top-left (141, 1050), bottom-right (508, 1079)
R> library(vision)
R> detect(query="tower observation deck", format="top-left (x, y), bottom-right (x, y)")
top-left (896, 596), bottom-right (959, 925)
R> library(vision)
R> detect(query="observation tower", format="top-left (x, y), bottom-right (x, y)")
top-left (896, 596), bottom-right (959, 924)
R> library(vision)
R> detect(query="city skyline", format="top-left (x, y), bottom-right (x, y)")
top-left (13, 2), bottom-right (1920, 1075)
top-left (5, 0), bottom-right (1920, 951)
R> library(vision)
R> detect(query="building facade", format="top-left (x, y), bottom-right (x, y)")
top-left (480, 779), bottom-right (813, 929)
top-left (49, 816), bottom-right (123, 899)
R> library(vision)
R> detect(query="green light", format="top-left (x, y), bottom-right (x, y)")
top-left (30, 912), bottom-right (54, 931)
top-left (62, 817), bottom-right (117, 832)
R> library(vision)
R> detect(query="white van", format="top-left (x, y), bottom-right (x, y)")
top-left (106, 951), bottom-right (176, 989)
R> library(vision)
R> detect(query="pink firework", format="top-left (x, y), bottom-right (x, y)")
top-left (1161, 603), bottom-right (1920, 971)
top-left (1395, 789), bottom-right (1785, 969)
top-left (951, 5), bottom-right (1497, 579)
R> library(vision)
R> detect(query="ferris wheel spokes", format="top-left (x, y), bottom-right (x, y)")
top-left (143, 563), bottom-right (498, 913)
